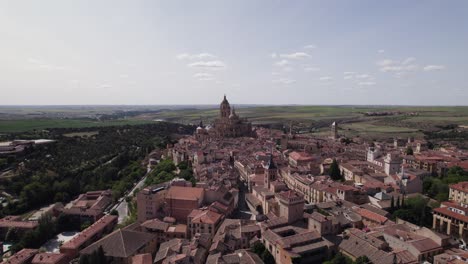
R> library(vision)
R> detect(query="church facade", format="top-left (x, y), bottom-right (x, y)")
top-left (195, 95), bottom-right (254, 139)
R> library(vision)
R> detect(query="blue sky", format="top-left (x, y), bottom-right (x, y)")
top-left (0, 0), bottom-right (467, 105)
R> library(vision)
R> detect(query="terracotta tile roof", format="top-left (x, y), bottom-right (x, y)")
top-left (60, 214), bottom-right (117, 251)
top-left (433, 206), bottom-right (468, 223)
top-left (31, 253), bottom-right (67, 264)
top-left (289, 151), bottom-right (314, 162)
top-left (140, 218), bottom-right (169, 231)
top-left (166, 186), bottom-right (204, 201)
top-left (450, 181), bottom-right (468, 193)
top-left (188, 209), bottom-right (222, 225)
top-left (309, 212), bottom-right (328, 223)
top-left (354, 207), bottom-right (389, 224)
top-left (0, 216), bottom-right (38, 229)
top-left (131, 253), bottom-right (152, 264)
top-left (80, 229), bottom-right (155, 258)
top-left (1, 248), bottom-right (38, 264)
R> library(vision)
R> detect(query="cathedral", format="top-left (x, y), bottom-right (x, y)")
top-left (195, 95), bottom-right (254, 139)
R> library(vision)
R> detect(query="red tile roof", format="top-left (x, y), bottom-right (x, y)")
top-left (60, 214), bottom-right (117, 251)
top-left (355, 207), bottom-right (389, 224)
top-left (31, 253), bottom-right (67, 264)
top-left (166, 186), bottom-right (204, 201)
top-left (188, 209), bottom-right (223, 225)
top-left (1, 248), bottom-right (38, 264)
top-left (450, 182), bottom-right (468, 193)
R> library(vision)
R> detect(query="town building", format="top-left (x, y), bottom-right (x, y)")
top-left (31, 253), bottom-right (68, 264)
top-left (60, 190), bottom-right (112, 223)
top-left (1, 248), bottom-right (38, 264)
top-left (187, 208), bottom-right (223, 238)
top-left (136, 185), bottom-right (167, 222)
top-left (59, 214), bottom-right (117, 259)
top-left (80, 229), bottom-right (157, 264)
top-left (165, 186), bottom-right (205, 223)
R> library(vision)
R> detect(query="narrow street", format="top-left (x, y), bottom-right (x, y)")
top-left (110, 164), bottom-right (152, 223)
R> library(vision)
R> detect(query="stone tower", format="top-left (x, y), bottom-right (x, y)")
top-left (384, 153), bottom-right (402, 176)
top-left (331, 121), bottom-right (338, 139)
top-left (220, 95), bottom-right (231, 118)
top-left (264, 155), bottom-right (277, 189)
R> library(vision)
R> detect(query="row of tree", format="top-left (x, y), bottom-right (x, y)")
top-left (1, 122), bottom-right (193, 217)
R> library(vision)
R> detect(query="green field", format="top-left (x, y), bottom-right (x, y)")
top-left (1, 106), bottom-right (468, 141)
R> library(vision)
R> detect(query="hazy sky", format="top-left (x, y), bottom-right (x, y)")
top-left (1, 1), bottom-right (467, 105)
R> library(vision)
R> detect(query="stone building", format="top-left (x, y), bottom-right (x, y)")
top-left (207, 95), bottom-right (253, 138)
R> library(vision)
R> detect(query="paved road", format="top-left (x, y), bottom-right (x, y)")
top-left (111, 165), bottom-right (151, 223)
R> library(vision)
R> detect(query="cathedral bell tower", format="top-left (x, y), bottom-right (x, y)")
top-left (264, 155), bottom-right (278, 189)
top-left (220, 95), bottom-right (231, 118)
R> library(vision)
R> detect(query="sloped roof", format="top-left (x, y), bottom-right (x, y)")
top-left (80, 229), bottom-right (155, 258)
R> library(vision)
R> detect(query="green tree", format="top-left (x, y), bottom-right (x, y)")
top-left (406, 146), bottom-right (414, 155)
top-left (355, 256), bottom-right (371, 264)
top-left (390, 196), bottom-right (395, 212)
top-left (329, 159), bottom-right (343, 181)
top-left (261, 250), bottom-right (275, 264)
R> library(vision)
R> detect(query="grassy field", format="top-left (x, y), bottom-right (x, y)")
top-left (1, 106), bottom-right (468, 141)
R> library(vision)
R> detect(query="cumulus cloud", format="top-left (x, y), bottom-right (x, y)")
top-left (355, 74), bottom-right (371, 79)
top-left (274, 60), bottom-right (290, 67)
top-left (358, 81), bottom-right (376, 86)
top-left (273, 78), bottom-right (296, 85)
top-left (99, 83), bottom-right (112, 89)
top-left (177, 53), bottom-right (216, 60)
top-left (378, 49), bottom-right (385, 53)
top-left (193, 72), bottom-right (214, 81)
top-left (402, 57), bottom-right (416, 65)
top-left (280, 52), bottom-right (310, 59)
top-left (423, 65), bottom-right (446, 71)
top-left (319, 76), bottom-right (333, 81)
top-left (188, 60), bottom-right (226, 70)
top-left (304, 66), bottom-right (320, 72)
top-left (304, 44), bottom-right (317, 49)
top-left (27, 58), bottom-right (66, 71)
top-left (377, 58), bottom-right (418, 73)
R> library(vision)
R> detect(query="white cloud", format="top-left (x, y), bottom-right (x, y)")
top-left (279, 52), bottom-right (310, 59)
top-left (99, 83), bottom-right (112, 89)
top-left (282, 66), bottom-right (294, 72)
top-left (377, 58), bottom-right (418, 73)
top-left (119, 74), bottom-right (129, 78)
top-left (378, 49), bottom-right (385, 53)
top-left (27, 58), bottom-right (66, 71)
top-left (271, 72), bottom-right (280, 76)
top-left (377, 59), bottom-right (395, 67)
top-left (356, 74), bottom-right (371, 79)
top-left (304, 66), bottom-right (320, 72)
top-left (402, 57), bottom-right (416, 65)
top-left (304, 44), bottom-right (317, 49)
top-left (344, 75), bottom-right (353, 80)
top-left (193, 72), bottom-right (214, 81)
top-left (423, 65), bottom-right (446, 71)
top-left (274, 60), bottom-right (290, 67)
top-left (358, 81), bottom-right (376, 86)
top-left (188, 60), bottom-right (226, 70)
top-left (273, 78), bottom-right (296, 85)
top-left (319, 76), bottom-right (333, 81)
top-left (271, 53), bottom-right (278, 58)
top-left (344, 72), bottom-right (355, 75)
top-left (177, 53), bottom-right (216, 60)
